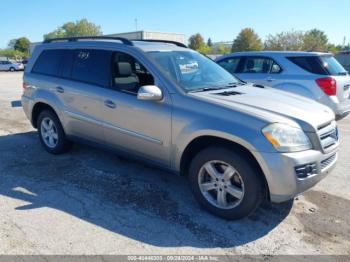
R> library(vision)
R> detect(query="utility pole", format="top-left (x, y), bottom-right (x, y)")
top-left (135, 19), bottom-right (138, 31)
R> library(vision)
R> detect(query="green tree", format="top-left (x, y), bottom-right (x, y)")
top-left (188, 33), bottom-right (205, 50)
top-left (264, 30), bottom-right (304, 51)
top-left (231, 28), bottom-right (262, 52)
top-left (44, 19), bottom-right (102, 39)
top-left (8, 39), bottom-right (17, 49)
top-left (336, 42), bottom-right (350, 52)
top-left (302, 29), bottom-right (329, 51)
top-left (13, 37), bottom-right (31, 54)
top-left (188, 33), bottom-right (212, 54)
top-left (327, 43), bottom-right (340, 54)
top-left (0, 48), bottom-right (27, 59)
top-left (207, 37), bottom-right (213, 47)
top-left (2, 37), bottom-right (30, 59)
top-left (217, 44), bottom-right (231, 54)
top-left (198, 44), bottom-right (211, 54)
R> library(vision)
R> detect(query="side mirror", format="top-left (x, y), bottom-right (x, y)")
top-left (137, 85), bottom-right (163, 101)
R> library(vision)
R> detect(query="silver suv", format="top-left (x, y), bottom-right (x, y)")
top-left (216, 51), bottom-right (350, 119)
top-left (22, 37), bottom-right (339, 219)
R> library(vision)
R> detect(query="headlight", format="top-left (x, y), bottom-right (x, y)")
top-left (262, 123), bottom-right (312, 152)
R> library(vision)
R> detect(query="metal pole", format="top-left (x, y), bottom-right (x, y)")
top-left (135, 19), bottom-right (138, 31)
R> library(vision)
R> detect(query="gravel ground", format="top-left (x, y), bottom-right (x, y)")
top-left (0, 72), bottom-right (349, 255)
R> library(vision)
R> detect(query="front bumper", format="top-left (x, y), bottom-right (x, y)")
top-left (258, 148), bottom-right (338, 203)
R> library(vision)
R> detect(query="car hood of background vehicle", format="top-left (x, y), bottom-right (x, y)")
top-left (190, 84), bottom-right (335, 132)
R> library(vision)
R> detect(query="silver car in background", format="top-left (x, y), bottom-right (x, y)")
top-left (0, 60), bottom-right (24, 71)
top-left (216, 51), bottom-right (350, 119)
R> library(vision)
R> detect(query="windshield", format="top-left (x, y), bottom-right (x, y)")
top-left (148, 50), bottom-right (241, 91)
top-left (320, 56), bottom-right (348, 75)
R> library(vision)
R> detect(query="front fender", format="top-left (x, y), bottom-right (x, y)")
top-left (173, 116), bottom-right (275, 171)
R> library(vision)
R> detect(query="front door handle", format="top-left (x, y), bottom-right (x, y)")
top-left (266, 77), bottom-right (275, 82)
top-left (56, 86), bottom-right (64, 93)
top-left (104, 100), bottom-right (116, 109)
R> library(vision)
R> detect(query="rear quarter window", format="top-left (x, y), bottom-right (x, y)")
top-left (287, 56), bottom-right (328, 75)
top-left (319, 56), bottom-right (347, 75)
top-left (32, 49), bottom-right (64, 76)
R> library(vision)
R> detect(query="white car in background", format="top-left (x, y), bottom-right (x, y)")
top-left (0, 60), bottom-right (24, 71)
top-left (216, 51), bottom-right (350, 119)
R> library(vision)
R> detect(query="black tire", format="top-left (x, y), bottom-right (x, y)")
top-left (188, 147), bottom-right (265, 220)
top-left (37, 110), bottom-right (71, 154)
top-left (9, 67), bottom-right (15, 72)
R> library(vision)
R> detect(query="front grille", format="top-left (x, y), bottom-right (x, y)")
top-left (321, 154), bottom-right (337, 170)
top-left (317, 121), bottom-right (338, 152)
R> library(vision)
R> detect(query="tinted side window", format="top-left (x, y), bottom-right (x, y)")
top-left (319, 56), bottom-right (347, 75)
top-left (32, 49), bottom-right (64, 76)
top-left (218, 57), bottom-right (241, 74)
top-left (61, 50), bottom-right (74, 79)
top-left (241, 57), bottom-right (281, 74)
top-left (71, 49), bottom-right (112, 87)
top-left (287, 56), bottom-right (328, 75)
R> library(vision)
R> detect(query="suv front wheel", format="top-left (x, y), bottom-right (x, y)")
top-left (37, 110), bottom-right (71, 154)
top-left (189, 147), bottom-right (265, 220)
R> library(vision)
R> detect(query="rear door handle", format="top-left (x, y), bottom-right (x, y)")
top-left (104, 100), bottom-right (116, 109)
top-left (56, 86), bottom-right (64, 93)
top-left (266, 77), bottom-right (275, 82)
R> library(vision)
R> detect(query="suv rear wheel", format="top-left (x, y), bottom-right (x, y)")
top-left (188, 147), bottom-right (264, 220)
top-left (37, 110), bottom-right (71, 154)
top-left (9, 67), bottom-right (15, 72)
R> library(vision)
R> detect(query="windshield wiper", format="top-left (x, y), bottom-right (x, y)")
top-left (226, 82), bottom-right (247, 87)
top-left (188, 87), bottom-right (224, 93)
top-left (225, 83), bottom-right (237, 87)
top-left (188, 82), bottom-right (245, 93)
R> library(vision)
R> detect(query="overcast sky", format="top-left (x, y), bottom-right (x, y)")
top-left (1, 0), bottom-right (349, 48)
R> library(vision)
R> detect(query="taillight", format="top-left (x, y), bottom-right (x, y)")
top-left (22, 82), bottom-right (28, 90)
top-left (315, 77), bottom-right (336, 96)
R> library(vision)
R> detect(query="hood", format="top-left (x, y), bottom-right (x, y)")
top-left (190, 84), bottom-right (335, 132)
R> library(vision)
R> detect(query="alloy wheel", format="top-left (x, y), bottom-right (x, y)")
top-left (198, 160), bottom-right (245, 209)
top-left (40, 117), bottom-right (59, 148)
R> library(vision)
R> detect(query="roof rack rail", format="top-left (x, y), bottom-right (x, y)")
top-left (132, 39), bottom-right (187, 48)
top-left (42, 36), bottom-right (187, 48)
top-left (43, 36), bottom-right (133, 45)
